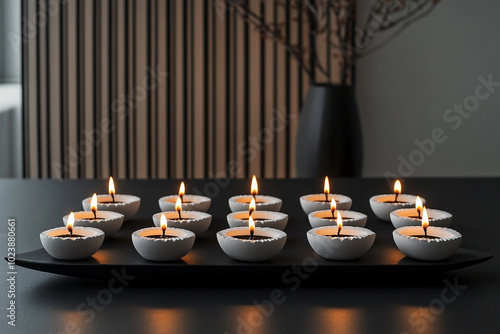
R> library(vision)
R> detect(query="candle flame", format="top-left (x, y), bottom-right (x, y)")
top-left (249, 215), bottom-right (255, 237)
top-left (109, 176), bottom-right (115, 196)
top-left (67, 212), bottom-right (75, 234)
top-left (160, 213), bottom-right (167, 232)
top-left (415, 196), bottom-right (423, 212)
top-left (249, 197), bottom-right (256, 216)
top-left (179, 182), bottom-right (185, 197)
top-left (91, 193), bottom-right (98, 215)
top-left (324, 176), bottom-right (330, 196)
top-left (330, 198), bottom-right (337, 212)
top-left (251, 175), bottom-right (258, 196)
top-left (394, 180), bottom-right (402, 195)
top-left (336, 211), bottom-right (343, 234)
top-left (422, 207), bottom-right (429, 230)
top-left (175, 196), bottom-right (183, 213)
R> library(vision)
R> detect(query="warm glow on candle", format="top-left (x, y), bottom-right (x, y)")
top-left (394, 180), bottom-right (401, 195)
top-left (67, 212), bottom-right (75, 236)
top-left (415, 196), bottom-right (423, 217)
top-left (179, 182), bottom-right (185, 201)
top-left (422, 207), bottom-right (429, 231)
top-left (175, 197), bottom-right (182, 214)
top-left (91, 193), bottom-right (98, 218)
top-left (160, 213), bottom-right (167, 231)
top-left (336, 211), bottom-right (342, 236)
top-left (251, 175), bottom-right (258, 197)
top-left (330, 198), bottom-right (336, 211)
top-left (109, 176), bottom-right (116, 203)
top-left (249, 215), bottom-right (255, 238)
top-left (324, 176), bottom-right (330, 196)
top-left (249, 197), bottom-right (256, 216)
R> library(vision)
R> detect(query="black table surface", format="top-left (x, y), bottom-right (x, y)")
top-left (1, 177), bottom-right (499, 334)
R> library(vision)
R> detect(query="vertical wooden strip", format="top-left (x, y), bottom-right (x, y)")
top-left (84, 0), bottom-right (94, 178)
top-left (100, 0), bottom-right (110, 177)
top-left (193, 1), bottom-right (204, 178)
top-left (135, 0), bottom-right (148, 178)
top-left (66, 0), bottom-right (78, 179)
top-left (175, 0), bottom-right (184, 178)
top-left (224, 6), bottom-right (231, 177)
top-left (146, 0), bottom-right (152, 178)
top-left (157, 0), bottom-right (167, 178)
top-left (285, 1), bottom-right (291, 178)
top-left (60, 0), bottom-right (67, 178)
top-left (259, 1), bottom-right (266, 178)
top-left (21, 0), bottom-right (28, 177)
top-left (116, 0), bottom-right (126, 179)
top-left (248, 0), bottom-right (261, 177)
top-left (48, 0), bottom-right (62, 178)
top-left (264, 0), bottom-right (274, 178)
top-left (235, 9), bottom-right (245, 178)
top-left (93, 0), bottom-right (100, 178)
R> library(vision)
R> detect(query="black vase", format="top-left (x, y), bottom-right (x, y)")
top-left (295, 84), bottom-right (363, 177)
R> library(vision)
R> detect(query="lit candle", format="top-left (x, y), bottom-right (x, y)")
top-left (67, 212), bottom-right (75, 237)
top-left (369, 180), bottom-right (424, 222)
top-left (176, 197), bottom-right (182, 220)
top-left (251, 175), bottom-right (259, 202)
top-left (82, 176), bottom-right (141, 221)
top-left (158, 181), bottom-right (211, 212)
top-left (394, 180), bottom-right (401, 203)
top-left (415, 196), bottom-right (423, 219)
top-left (336, 212), bottom-right (343, 236)
top-left (324, 176), bottom-right (330, 202)
top-left (330, 198), bottom-right (336, 219)
top-left (161, 213), bottom-right (168, 238)
top-left (40, 212), bottom-right (105, 260)
top-left (422, 207), bottom-right (429, 237)
top-left (109, 176), bottom-right (116, 203)
top-left (179, 182), bottom-right (185, 203)
top-left (228, 175), bottom-right (282, 212)
top-left (249, 216), bottom-right (255, 241)
top-left (91, 193), bottom-right (98, 219)
top-left (249, 197), bottom-right (256, 217)
top-left (299, 176), bottom-right (352, 215)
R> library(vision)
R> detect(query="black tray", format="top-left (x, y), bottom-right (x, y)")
top-left (13, 216), bottom-right (492, 283)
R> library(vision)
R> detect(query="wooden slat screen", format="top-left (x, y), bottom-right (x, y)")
top-left (22, 0), bottom-right (342, 179)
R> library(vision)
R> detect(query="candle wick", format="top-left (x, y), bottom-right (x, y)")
top-left (417, 210), bottom-right (421, 219)
top-left (394, 193), bottom-right (399, 202)
top-left (325, 193), bottom-right (328, 202)
top-left (111, 193), bottom-right (115, 203)
top-left (69, 230), bottom-right (73, 237)
top-left (93, 210), bottom-right (97, 220)
top-left (424, 227), bottom-right (428, 237)
top-left (180, 195), bottom-right (184, 203)
top-left (337, 228), bottom-right (341, 237)
top-left (178, 211), bottom-right (182, 220)
top-left (331, 210), bottom-right (335, 219)
top-left (162, 229), bottom-right (165, 238)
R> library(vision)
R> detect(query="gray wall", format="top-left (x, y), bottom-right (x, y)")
top-left (0, 0), bottom-right (21, 83)
top-left (356, 0), bottom-right (500, 177)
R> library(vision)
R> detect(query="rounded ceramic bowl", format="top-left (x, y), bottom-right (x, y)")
top-left (393, 226), bottom-right (462, 261)
top-left (40, 226), bottom-right (105, 260)
top-left (228, 195), bottom-right (282, 213)
top-left (132, 227), bottom-right (195, 261)
top-left (63, 211), bottom-right (124, 238)
top-left (308, 210), bottom-right (367, 228)
top-left (390, 208), bottom-right (452, 229)
top-left (307, 226), bottom-right (376, 260)
top-left (369, 194), bottom-right (425, 222)
top-left (299, 194), bottom-right (352, 215)
top-left (216, 227), bottom-right (287, 262)
top-left (152, 211), bottom-right (212, 236)
top-left (226, 211), bottom-right (289, 230)
top-left (82, 194), bottom-right (141, 221)
top-left (158, 194), bottom-right (211, 212)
